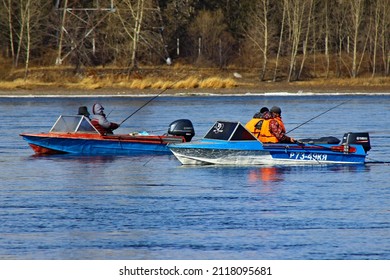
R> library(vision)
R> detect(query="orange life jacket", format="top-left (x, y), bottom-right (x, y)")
top-left (259, 117), bottom-right (286, 143)
top-left (245, 118), bottom-right (264, 139)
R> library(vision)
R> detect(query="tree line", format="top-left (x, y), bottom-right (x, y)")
top-left (0, 0), bottom-right (389, 81)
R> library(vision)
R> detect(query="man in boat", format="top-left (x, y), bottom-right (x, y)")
top-left (91, 103), bottom-right (119, 135)
top-left (259, 106), bottom-right (295, 144)
top-left (77, 106), bottom-right (91, 120)
top-left (245, 107), bottom-right (269, 139)
top-left (253, 106), bottom-right (269, 118)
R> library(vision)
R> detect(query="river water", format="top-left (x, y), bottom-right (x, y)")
top-left (1, 93), bottom-right (389, 260)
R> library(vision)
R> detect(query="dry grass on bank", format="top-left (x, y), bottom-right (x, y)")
top-left (0, 64), bottom-right (389, 93)
top-left (0, 78), bottom-right (58, 90)
top-left (0, 66), bottom-right (240, 91)
top-left (294, 77), bottom-right (390, 87)
top-left (65, 75), bottom-right (238, 90)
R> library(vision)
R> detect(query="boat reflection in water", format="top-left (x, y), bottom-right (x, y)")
top-left (247, 164), bottom-right (368, 193)
top-left (248, 166), bottom-right (284, 184)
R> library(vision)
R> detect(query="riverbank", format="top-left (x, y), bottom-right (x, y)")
top-left (1, 81), bottom-right (389, 97)
top-left (0, 66), bottom-right (389, 96)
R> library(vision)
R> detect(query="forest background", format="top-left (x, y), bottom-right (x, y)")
top-left (0, 0), bottom-right (389, 93)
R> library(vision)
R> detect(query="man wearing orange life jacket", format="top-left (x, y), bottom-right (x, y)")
top-left (245, 107), bottom-right (269, 139)
top-left (91, 103), bottom-right (119, 135)
top-left (259, 106), bottom-right (295, 143)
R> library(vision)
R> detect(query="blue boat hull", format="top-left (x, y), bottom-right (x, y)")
top-left (20, 115), bottom-right (192, 156)
top-left (21, 134), bottom-right (177, 155)
top-left (169, 139), bottom-right (367, 165)
top-left (169, 121), bottom-right (369, 165)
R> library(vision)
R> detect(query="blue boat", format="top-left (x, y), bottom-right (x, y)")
top-left (20, 115), bottom-right (195, 155)
top-left (169, 121), bottom-right (371, 165)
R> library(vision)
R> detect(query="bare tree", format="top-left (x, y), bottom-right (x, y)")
top-left (131, 0), bottom-right (145, 68)
top-left (244, 0), bottom-right (270, 80)
top-left (285, 0), bottom-right (310, 81)
top-left (324, 0), bottom-right (330, 78)
top-left (334, 1), bottom-right (349, 77)
top-left (188, 9), bottom-right (233, 67)
top-left (378, 0), bottom-right (390, 76)
top-left (24, 0), bottom-right (31, 79)
top-left (1, 0), bottom-right (15, 63)
top-left (14, 0), bottom-right (28, 68)
top-left (162, 0), bottom-right (198, 58)
top-left (115, 0), bottom-right (172, 70)
top-left (297, 0), bottom-right (314, 80)
top-left (349, 0), bottom-right (364, 78)
top-left (1, 0), bottom-right (389, 80)
top-left (273, 0), bottom-right (287, 82)
top-left (370, 0), bottom-right (380, 77)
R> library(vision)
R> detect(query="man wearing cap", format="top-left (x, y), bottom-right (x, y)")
top-left (259, 106), bottom-right (295, 143)
top-left (91, 103), bottom-right (119, 135)
top-left (245, 107), bottom-right (269, 139)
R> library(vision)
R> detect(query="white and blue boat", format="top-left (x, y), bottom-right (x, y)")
top-left (169, 121), bottom-right (371, 165)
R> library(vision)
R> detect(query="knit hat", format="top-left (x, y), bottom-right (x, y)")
top-left (260, 107), bottom-right (269, 113)
top-left (270, 106), bottom-right (281, 115)
top-left (78, 106), bottom-right (90, 117)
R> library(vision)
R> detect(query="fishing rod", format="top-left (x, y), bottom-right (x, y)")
top-left (286, 99), bottom-right (351, 134)
top-left (119, 72), bottom-right (188, 126)
top-left (119, 88), bottom-right (169, 125)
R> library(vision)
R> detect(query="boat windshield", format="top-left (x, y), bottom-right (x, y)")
top-left (50, 115), bottom-right (99, 134)
top-left (204, 121), bottom-right (257, 141)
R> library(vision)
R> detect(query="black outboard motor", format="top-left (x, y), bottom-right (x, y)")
top-left (168, 119), bottom-right (195, 142)
top-left (341, 132), bottom-right (371, 153)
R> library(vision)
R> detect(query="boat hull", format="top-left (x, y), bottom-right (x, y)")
top-left (169, 121), bottom-right (369, 166)
top-left (21, 133), bottom-right (184, 155)
top-left (169, 140), bottom-right (367, 165)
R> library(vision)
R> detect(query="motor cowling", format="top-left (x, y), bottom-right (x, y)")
top-left (341, 132), bottom-right (371, 153)
top-left (168, 119), bottom-right (195, 142)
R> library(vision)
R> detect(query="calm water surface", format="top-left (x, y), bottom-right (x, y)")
top-left (1, 94), bottom-right (390, 259)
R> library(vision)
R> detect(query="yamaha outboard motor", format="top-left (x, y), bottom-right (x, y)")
top-left (168, 119), bottom-right (195, 142)
top-left (341, 132), bottom-right (371, 153)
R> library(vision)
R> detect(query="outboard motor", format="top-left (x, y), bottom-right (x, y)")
top-left (341, 132), bottom-right (371, 153)
top-left (168, 119), bottom-right (195, 142)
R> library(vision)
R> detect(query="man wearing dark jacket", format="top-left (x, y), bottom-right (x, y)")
top-left (259, 106), bottom-right (295, 143)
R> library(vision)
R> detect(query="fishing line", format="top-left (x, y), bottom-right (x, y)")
top-left (119, 72), bottom-right (188, 126)
top-left (106, 108), bottom-right (114, 117)
top-left (287, 99), bottom-right (352, 134)
top-left (143, 155), bottom-right (156, 166)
